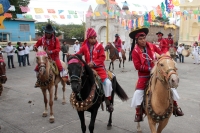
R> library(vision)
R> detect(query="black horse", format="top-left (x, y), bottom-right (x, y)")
top-left (67, 55), bottom-right (128, 133)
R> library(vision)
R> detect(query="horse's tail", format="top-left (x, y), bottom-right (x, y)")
top-left (113, 76), bottom-right (129, 101)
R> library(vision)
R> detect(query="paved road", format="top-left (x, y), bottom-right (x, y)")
top-left (0, 47), bottom-right (199, 133)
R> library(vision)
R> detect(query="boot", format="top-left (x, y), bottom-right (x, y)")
top-left (134, 106), bottom-right (143, 122)
top-left (173, 101), bottom-right (184, 117)
top-left (105, 97), bottom-right (113, 112)
top-left (34, 72), bottom-right (40, 88)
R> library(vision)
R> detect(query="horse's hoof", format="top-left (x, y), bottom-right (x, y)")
top-left (107, 124), bottom-right (112, 130)
top-left (42, 112), bottom-right (48, 117)
top-left (49, 116), bottom-right (54, 123)
top-left (62, 101), bottom-right (66, 105)
top-left (54, 97), bottom-right (58, 100)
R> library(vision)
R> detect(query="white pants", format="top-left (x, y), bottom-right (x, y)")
top-left (119, 52), bottom-right (122, 58)
top-left (60, 69), bottom-right (68, 77)
top-left (131, 88), bottom-right (180, 108)
top-left (193, 53), bottom-right (199, 64)
top-left (102, 78), bottom-right (113, 97)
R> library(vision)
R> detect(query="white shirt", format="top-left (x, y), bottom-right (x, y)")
top-left (73, 44), bottom-right (80, 53)
top-left (177, 46), bottom-right (184, 54)
top-left (18, 46), bottom-right (25, 56)
top-left (5, 45), bottom-right (14, 56)
top-left (192, 46), bottom-right (200, 55)
top-left (122, 44), bottom-right (126, 51)
top-left (24, 46), bottom-right (30, 54)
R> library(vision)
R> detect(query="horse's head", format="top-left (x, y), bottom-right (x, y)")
top-left (67, 55), bottom-right (84, 93)
top-left (104, 42), bottom-right (112, 51)
top-left (0, 54), bottom-right (7, 84)
top-left (155, 54), bottom-right (179, 88)
top-left (35, 47), bottom-right (49, 76)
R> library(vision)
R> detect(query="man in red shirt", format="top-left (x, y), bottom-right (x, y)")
top-left (166, 33), bottom-right (177, 61)
top-left (114, 34), bottom-right (122, 58)
top-left (34, 24), bottom-right (69, 87)
top-left (76, 28), bottom-right (113, 112)
top-left (130, 27), bottom-right (184, 122)
top-left (156, 31), bottom-right (169, 54)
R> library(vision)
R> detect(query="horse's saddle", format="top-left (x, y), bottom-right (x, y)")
top-left (50, 61), bottom-right (59, 75)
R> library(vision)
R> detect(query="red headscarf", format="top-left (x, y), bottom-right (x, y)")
top-left (86, 28), bottom-right (97, 39)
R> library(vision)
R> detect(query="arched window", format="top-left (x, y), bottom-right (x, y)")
top-left (191, 22), bottom-right (198, 36)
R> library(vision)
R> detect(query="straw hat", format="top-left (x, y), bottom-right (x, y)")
top-left (75, 40), bottom-right (79, 43)
top-left (129, 27), bottom-right (149, 39)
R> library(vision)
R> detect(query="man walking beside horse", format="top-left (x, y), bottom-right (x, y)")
top-left (130, 27), bottom-right (184, 122)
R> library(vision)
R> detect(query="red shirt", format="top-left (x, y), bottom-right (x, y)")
top-left (77, 41), bottom-right (107, 82)
top-left (34, 37), bottom-right (60, 60)
top-left (114, 37), bottom-right (122, 52)
top-left (158, 38), bottom-right (169, 53)
top-left (166, 38), bottom-right (174, 46)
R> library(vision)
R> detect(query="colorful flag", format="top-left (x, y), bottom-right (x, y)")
top-left (4, 13), bottom-right (12, 18)
top-left (0, 16), bottom-right (6, 29)
top-left (47, 9), bottom-right (55, 13)
top-left (60, 15), bottom-right (65, 19)
top-left (35, 15), bottom-right (42, 19)
top-left (109, 0), bottom-right (117, 4)
top-left (0, 0), bottom-right (10, 15)
top-left (52, 15), bottom-right (58, 19)
top-left (94, 11), bottom-right (101, 16)
top-left (67, 15), bottom-right (71, 19)
top-left (82, 0), bottom-right (89, 2)
top-left (24, 14), bottom-right (32, 19)
top-left (44, 15), bottom-right (50, 19)
top-left (58, 10), bottom-right (64, 14)
top-left (16, 14), bottom-right (24, 19)
top-left (20, 6), bottom-right (30, 12)
top-left (68, 10), bottom-right (75, 14)
top-left (74, 14), bottom-right (78, 18)
top-left (34, 8), bottom-right (44, 13)
top-left (96, 0), bottom-right (105, 4)
top-left (8, 5), bottom-right (15, 11)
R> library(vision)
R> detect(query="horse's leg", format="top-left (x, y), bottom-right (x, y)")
top-left (123, 59), bottom-right (125, 68)
top-left (157, 118), bottom-right (170, 133)
top-left (48, 86), bottom-right (54, 123)
top-left (147, 117), bottom-right (157, 133)
top-left (137, 122), bottom-right (142, 133)
top-left (119, 58), bottom-right (121, 68)
top-left (77, 111), bottom-right (86, 133)
top-left (89, 109), bottom-right (98, 133)
top-left (109, 61), bottom-right (112, 70)
top-left (61, 79), bottom-right (66, 104)
top-left (54, 84), bottom-right (58, 100)
top-left (112, 61), bottom-right (114, 70)
top-left (107, 112), bottom-right (113, 130)
top-left (41, 89), bottom-right (48, 117)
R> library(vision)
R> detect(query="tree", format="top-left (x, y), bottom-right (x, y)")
top-left (8, 0), bottom-right (30, 18)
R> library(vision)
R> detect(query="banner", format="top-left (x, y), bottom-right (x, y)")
top-left (47, 9), bottom-right (55, 13)
top-left (0, 16), bottom-right (6, 29)
top-left (34, 8), bottom-right (44, 13)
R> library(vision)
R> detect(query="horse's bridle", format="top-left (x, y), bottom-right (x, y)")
top-left (156, 56), bottom-right (178, 84)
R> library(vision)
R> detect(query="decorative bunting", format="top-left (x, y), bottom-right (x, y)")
top-left (35, 15), bottom-right (42, 19)
top-left (34, 8), bottom-right (44, 13)
top-left (94, 11), bottom-right (101, 16)
top-left (60, 15), bottom-right (65, 19)
top-left (24, 14), bottom-right (32, 19)
top-left (68, 10), bottom-right (75, 14)
top-left (0, 16), bottom-right (6, 29)
top-left (82, 0), bottom-right (89, 2)
top-left (52, 15), bottom-right (58, 19)
top-left (96, 0), bottom-right (105, 4)
top-left (58, 10), bottom-right (64, 14)
top-left (74, 14), bottom-right (78, 18)
top-left (20, 6), bottom-right (30, 12)
top-left (44, 15), bottom-right (50, 19)
top-left (4, 13), bottom-right (12, 18)
top-left (16, 14), bottom-right (24, 19)
top-left (109, 0), bottom-right (117, 4)
top-left (67, 15), bottom-right (71, 19)
top-left (47, 9), bottom-right (55, 13)
top-left (0, 0), bottom-right (10, 15)
top-left (8, 5), bottom-right (15, 11)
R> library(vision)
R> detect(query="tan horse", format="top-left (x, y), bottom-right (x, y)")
top-left (0, 53), bottom-right (7, 96)
top-left (137, 54), bottom-right (179, 133)
top-left (35, 47), bottom-right (67, 123)
top-left (169, 47), bottom-right (177, 61)
top-left (104, 42), bottom-right (126, 70)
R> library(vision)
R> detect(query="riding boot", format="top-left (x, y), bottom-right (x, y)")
top-left (34, 72), bottom-right (40, 88)
top-left (105, 97), bottom-right (113, 113)
top-left (173, 101), bottom-right (184, 117)
top-left (134, 106), bottom-right (143, 122)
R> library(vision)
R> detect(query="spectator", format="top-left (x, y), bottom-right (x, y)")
top-left (61, 41), bottom-right (69, 62)
top-left (177, 44), bottom-right (184, 63)
top-left (17, 42), bottom-right (25, 67)
top-left (122, 40), bottom-right (126, 51)
top-left (192, 42), bottom-right (200, 64)
top-left (73, 40), bottom-right (80, 53)
top-left (24, 43), bottom-right (31, 66)
top-left (5, 42), bottom-right (15, 69)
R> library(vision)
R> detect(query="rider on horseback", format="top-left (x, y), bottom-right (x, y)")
top-left (33, 23), bottom-right (70, 87)
top-left (114, 34), bottom-right (122, 58)
top-left (76, 28), bottom-right (114, 112)
top-left (156, 31), bottom-right (169, 54)
top-left (130, 27), bottom-right (184, 122)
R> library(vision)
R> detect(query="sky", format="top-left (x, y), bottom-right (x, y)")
top-left (28, 0), bottom-right (180, 24)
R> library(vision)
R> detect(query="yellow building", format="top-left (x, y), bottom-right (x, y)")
top-left (179, 0), bottom-right (200, 46)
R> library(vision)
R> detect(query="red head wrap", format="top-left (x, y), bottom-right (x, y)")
top-left (135, 32), bottom-right (146, 39)
top-left (87, 28), bottom-right (97, 39)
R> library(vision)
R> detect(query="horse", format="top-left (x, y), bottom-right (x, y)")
top-left (169, 46), bottom-right (177, 61)
top-left (35, 46), bottom-right (67, 123)
top-left (67, 54), bottom-right (128, 133)
top-left (0, 53), bottom-right (7, 96)
top-left (137, 54), bottom-right (179, 133)
top-left (104, 42), bottom-right (126, 70)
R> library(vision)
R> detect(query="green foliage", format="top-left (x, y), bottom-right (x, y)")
top-left (8, 0), bottom-right (30, 18)
top-left (154, 16), bottom-right (169, 24)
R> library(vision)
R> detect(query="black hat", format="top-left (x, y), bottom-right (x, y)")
top-left (43, 24), bottom-right (55, 34)
top-left (115, 34), bottom-right (119, 37)
top-left (129, 27), bottom-right (149, 39)
top-left (168, 33), bottom-right (172, 36)
top-left (156, 31), bottom-right (164, 36)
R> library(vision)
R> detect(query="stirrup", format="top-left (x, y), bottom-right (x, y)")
top-left (106, 104), bottom-right (114, 113)
top-left (173, 106), bottom-right (184, 117)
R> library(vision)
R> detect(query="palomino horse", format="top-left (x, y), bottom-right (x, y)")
top-left (104, 42), bottom-right (126, 70)
top-left (137, 54), bottom-right (179, 133)
top-left (0, 53), bottom-right (7, 96)
top-left (67, 54), bottom-right (128, 133)
top-left (35, 46), bottom-right (67, 123)
top-left (169, 47), bottom-right (177, 61)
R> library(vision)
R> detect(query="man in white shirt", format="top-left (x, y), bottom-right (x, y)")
top-left (122, 40), bottom-right (126, 51)
top-left (5, 42), bottom-right (15, 69)
top-left (24, 43), bottom-right (31, 66)
top-left (177, 44), bottom-right (184, 63)
top-left (73, 40), bottom-right (80, 53)
top-left (192, 42), bottom-right (200, 64)
top-left (17, 42), bottom-right (25, 67)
